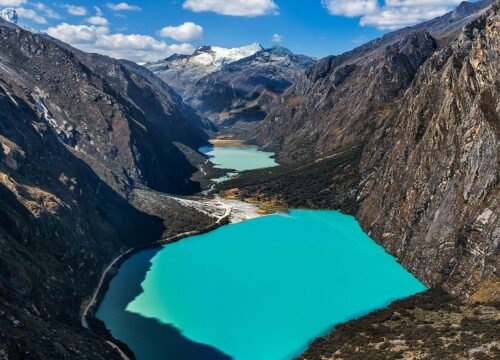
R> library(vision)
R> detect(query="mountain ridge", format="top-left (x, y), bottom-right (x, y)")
top-left (0, 18), bottom-right (214, 358)
top-left (148, 44), bottom-right (315, 135)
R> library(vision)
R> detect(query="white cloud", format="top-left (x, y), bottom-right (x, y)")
top-left (169, 43), bottom-right (195, 54)
top-left (62, 4), bottom-right (87, 16)
top-left (86, 16), bottom-right (108, 26)
top-left (45, 23), bottom-right (193, 62)
top-left (272, 33), bottom-right (283, 43)
top-left (0, 0), bottom-right (26, 6)
top-left (106, 2), bottom-right (141, 12)
top-left (361, 4), bottom-right (453, 29)
top-left (46, 23), bottom-right (109, 43)
top-left (94, 6), bottom-right (103, 16)
top-left (321, 0), bottom-right (378, 17)
top-left (17, 7), bottom-right (46, 24)
top-left (159, 22), bottom-right (203, 42)
top-left (33, 3), bottom-right (60, 19)
top-left (385, 0), bottom-right (462, 6)
top-left (323, 0), bottom-right (467, 30)
top-left (183, 0), bottom-right (278, 17)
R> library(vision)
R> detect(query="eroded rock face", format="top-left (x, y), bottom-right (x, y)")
top-left (253, 1), bottom-right (494, 163)
top-left (0, 79), bottom-right (164, 358)
top-left (357, 5), bottom-right (500, 300)
top-left (0, 25), bottom-right (208, 195)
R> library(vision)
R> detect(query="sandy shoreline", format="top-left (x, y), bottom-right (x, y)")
top-left (209, 139), bottom-right (246, 147)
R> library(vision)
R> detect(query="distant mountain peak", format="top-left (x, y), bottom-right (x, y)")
top-left (190, 43), bottom-right (264, 67)
top-left (0, 8), bottom-right (18, 24)
top-left (266, 45), bottom-right (294, 57)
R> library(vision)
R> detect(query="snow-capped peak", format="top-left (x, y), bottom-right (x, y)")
top-left (191, 43), bottom-right (264, 68)
top-left (1, 8), bottom-right (18, 24)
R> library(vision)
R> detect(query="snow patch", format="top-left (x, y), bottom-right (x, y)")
top-left (32, 94), bottom-right (77, 145)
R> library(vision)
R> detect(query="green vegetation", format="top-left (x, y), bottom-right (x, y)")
top-left (217, 144), bottom-right (364, 213)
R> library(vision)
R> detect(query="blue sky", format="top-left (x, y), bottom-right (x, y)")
top-left (0, 1), bottom-right (469, 62)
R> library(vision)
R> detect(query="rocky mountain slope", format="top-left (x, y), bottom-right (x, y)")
top-left (0, 18), bottom-right (213, 359)
top-left (1, 21), bottom-right (209, 196)
top-left (222, 0), bottom-right (499, 301)
top-left (148, 45), bottom-right (315, 134)
top-left (253, 0), bottom-right (495, 162)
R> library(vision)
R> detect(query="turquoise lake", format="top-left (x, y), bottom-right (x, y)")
top-left (96, 211), bottom-right (426, 360)
top-left (96, 144), bottom-right (426, 359)
top-left (199, 144), bottom-right (278, 173)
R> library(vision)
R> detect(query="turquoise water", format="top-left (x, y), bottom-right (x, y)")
top-left (199, 144), bottom-right (278, 173)
top-left (98, 210), bottom-right (426, 360)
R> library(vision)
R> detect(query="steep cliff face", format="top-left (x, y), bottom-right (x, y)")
top-left (0, 21), bottom-right (213, 359)
top-left (0, 23), bottom-right (208, 195)
top-left (357, 6), bottom-right (499, 300)
top-left (0, 79), bottom-right (164, 358)
top-left (254, 0), bottom-right (494, 162)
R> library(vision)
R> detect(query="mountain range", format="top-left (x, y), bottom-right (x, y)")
top-left (0, 0), bottom-right (498, 359)
top-left (147, 44), bottom-right (315, 134)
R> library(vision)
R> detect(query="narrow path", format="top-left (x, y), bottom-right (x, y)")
top-left (106, 341), bottom-right (132, 360)
top-left (81, 200), bottom-right (232, 359)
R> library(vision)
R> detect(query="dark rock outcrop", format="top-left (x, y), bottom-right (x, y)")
top-left (297, 288), bottom-right (500, 360)
top-left (0, 79), bottom-right (163, 358)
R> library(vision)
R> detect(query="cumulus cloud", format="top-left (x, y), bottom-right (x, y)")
top-left (183, 0), bottom-right (278, 17)
top-left (271, 33), bottom-right (283, 43)
top-left (62, 4), bottom-right (87, 16)
top-left (17, 7), bottom-right (46, 24)
top-left (159, 22), bottom-right (203, 42)
top-left (106, 2), bottom-right (141, 12)
top-left (321, 0), bottom-right (378, 17)
top-left (323, 0), bottom-right (466, 30)
top-left (0, 0), bottom-right (26, 6)
top-left (46, 23), bottom-right (109, 43)
top-left (169, 43), bottom-right (195, 54)
top-left (86, 15), bottom-right (108, 26)
top-left (361, 4), bottom-right (454, 29)
top-left (45, 23), bottom-right (193, 62)
top-left (33, 2), bottom-right (60, 19)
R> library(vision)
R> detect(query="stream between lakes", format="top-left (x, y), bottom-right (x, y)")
top-left (96, 143), bottom-right (426, 360)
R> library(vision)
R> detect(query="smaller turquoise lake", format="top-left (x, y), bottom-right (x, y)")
top-left (199, 144), bottom-right (278, 173)
top-left (97, 211), bottom-right (426, 360)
